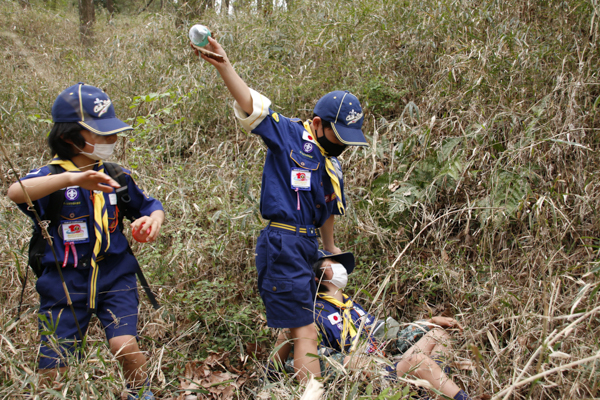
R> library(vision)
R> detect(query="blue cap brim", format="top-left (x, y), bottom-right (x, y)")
top-left (78, 118), bottom-right (133, 136)
top-left (332, 123), bottom-right (368, 146)
top-left (317, 250), bottom-right (356, 274)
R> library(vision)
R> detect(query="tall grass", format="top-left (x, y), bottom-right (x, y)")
top-left (0, 0), bottom-right (599, 398)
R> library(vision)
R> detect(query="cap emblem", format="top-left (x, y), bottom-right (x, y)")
top-left (346, 109), bottom-right (363, 125)
top-left (93, 98), bottom-right (112, 117)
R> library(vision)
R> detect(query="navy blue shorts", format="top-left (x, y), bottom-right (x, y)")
top-left (255, 227), bottom-right (319, 328)
top-left (36, 252), bottom-right (140, 369)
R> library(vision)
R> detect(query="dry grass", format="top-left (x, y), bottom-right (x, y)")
top-left (0, 0), bottom-right (599, 398)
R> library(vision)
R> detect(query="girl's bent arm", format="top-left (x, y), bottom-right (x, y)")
top-left (8, 174), bottom-right (74, 204)
top-left (7, 171), bottom-right (119, 204)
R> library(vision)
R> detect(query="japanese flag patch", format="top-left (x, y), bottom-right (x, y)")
top-left (327, 312), bottom-right (342, 325)
top-left (302, 130), bottom-right (317, 144)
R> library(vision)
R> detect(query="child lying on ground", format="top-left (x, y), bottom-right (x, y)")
top-left (273, 250), bottom-right (472, 400)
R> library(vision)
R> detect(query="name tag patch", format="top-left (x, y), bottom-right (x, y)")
top-left (109, 193), bottom-right (117, 205)
top-left (61, 220), bottom-right (90, 243)
top-left (291, 168), bottom-right (311, 191)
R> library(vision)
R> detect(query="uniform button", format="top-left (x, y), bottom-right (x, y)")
top-left (316, 204), bottom-right (321, 208)
top-left (313, 220), bottom-right (316, 224)
top-left (301, 162), bottom-right (305, 166)
top-left (273, 286), bottom-right (277, 292)
top-left (320, 182), bottom-right (323, 186)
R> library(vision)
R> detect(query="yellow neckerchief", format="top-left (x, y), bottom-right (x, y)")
top-left (303, 121), bottom-right (345, 215)
top-left (317, 292), bottom-right (358, 347)
top-left (49, 157), bottom-right (110, 311)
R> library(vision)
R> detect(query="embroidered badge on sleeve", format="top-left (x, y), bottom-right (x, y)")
top-left (327, 312), bottom-right (342, 325)
top-left (302, 130), bottom-right (317, 144)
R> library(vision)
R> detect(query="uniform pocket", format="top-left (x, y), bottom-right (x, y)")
top-left (289, 150), bottom-right (320, 171)
top-left (262, 278), bottom-right (293, 294)
top-left (261, 278), bottom-right (296, 319)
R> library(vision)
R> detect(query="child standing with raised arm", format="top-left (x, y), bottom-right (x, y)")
top-left (193, 37), bottom-right (368, 381)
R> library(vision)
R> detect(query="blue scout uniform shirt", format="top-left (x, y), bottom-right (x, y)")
top-left (17, 163), bottom-right (163, 272)
top-left (234, 89), bottom-right (346, 228)
top-left (314, 295), bottom-right (378, 353)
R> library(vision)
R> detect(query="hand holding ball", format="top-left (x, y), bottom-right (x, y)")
top-left (189, 24), bottom-right (211, 47)
top-left (132, 223), bottom-right (152, 243)
top-left (188, 24), bottom-right (224, 61)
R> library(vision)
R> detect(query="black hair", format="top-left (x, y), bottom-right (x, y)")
top-left (48, 122), bottom-right (85, 160)
top-left (313, 114), bottom-right (332, 130)
top-left (313, 258), bottom-right (329, 293)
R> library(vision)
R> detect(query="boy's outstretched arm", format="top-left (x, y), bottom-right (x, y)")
top-left (193, 37), bottom-right (253, 116)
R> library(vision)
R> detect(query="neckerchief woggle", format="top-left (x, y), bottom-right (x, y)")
top-left (317, 292), bottom-right (358, 348)
top-left (49, 157), bottom-right (110, 312)
top-left (303, 121), bottom-right (345, 215)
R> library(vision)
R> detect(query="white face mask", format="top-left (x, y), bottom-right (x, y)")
top-left (76, 141), bottom-right (116, 160)
top-left (324, 263), bottom-right (348, 289)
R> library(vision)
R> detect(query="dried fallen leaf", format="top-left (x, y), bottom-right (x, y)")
top-left (299, 376), bottom-right (324, 400)
top-left (451, 360), bottom-right (475, 371)
top-left (549, 351), bottom-right (571, 359)
top-left (388, 180), bottom-right (400, 192)
top-left (441, 249), bottom-right (450, 263)
top-left (486, 330), bottom-right (501, 356)
top-left (245, 342), bottom-right (268, 360)
top-left (176, 351), bottom-right (250, 400)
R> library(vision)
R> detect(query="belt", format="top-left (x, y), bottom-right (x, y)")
top-left (267, 222), bottom-right (319, 237)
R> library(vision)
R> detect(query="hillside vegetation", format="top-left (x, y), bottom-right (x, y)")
top-left (0, 0), bottom-right (599, 398)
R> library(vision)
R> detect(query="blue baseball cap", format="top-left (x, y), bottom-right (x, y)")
top-left (51, 83), bottom-right (133, 136)
top-left (313, 90), bottom-right (367, 146)
top-left (317, 249), bottom-right (356, 275)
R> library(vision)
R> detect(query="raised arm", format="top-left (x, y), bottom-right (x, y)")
top-left (192, 36), bottom-right (253, 116)
top-left (7, 171), bottom-right (119, 204)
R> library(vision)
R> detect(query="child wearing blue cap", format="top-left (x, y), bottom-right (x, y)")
top-left (276, 250), bottom-right (473, 399)
top-left (7, 83), bottom-right (164, 400)
top-left (193, 37), bottom-right (368, 381)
